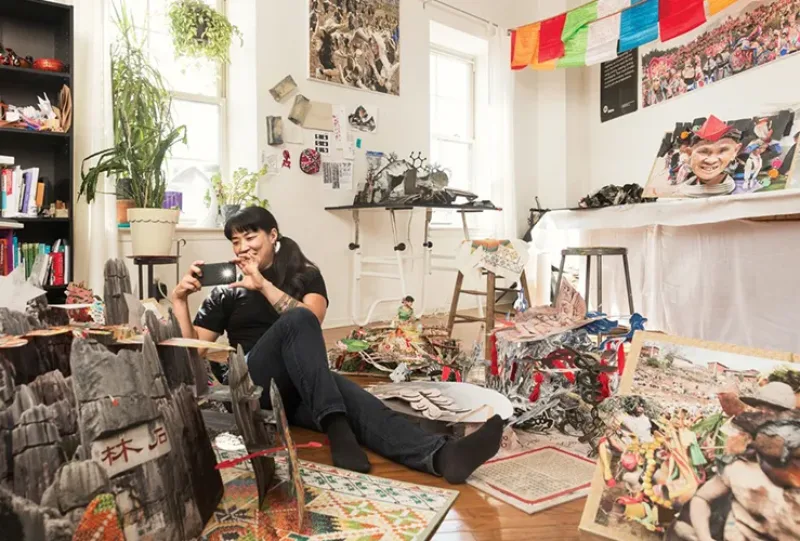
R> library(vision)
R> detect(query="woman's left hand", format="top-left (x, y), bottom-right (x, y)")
top-left (229, 256), bottom-right (268, 292)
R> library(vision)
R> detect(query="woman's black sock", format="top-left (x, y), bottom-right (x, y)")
top-left (433, 415), bottom-right (504, 484)
top-left (321, 413), bottom-right (371, 473)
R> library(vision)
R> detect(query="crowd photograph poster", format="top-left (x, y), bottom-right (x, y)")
top-left (641, 0), bottom-right (800, 108)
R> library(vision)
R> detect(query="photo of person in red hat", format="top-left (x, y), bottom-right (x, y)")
top-left (680, 116), bottom-right (742, 197)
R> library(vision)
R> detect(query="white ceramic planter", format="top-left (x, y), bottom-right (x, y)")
top-left (127, 208), bottom-right (180, 256)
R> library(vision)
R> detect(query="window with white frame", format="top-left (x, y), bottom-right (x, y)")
top-left (112, 0), bottom-right (227, 225)
top-left (429, 44), bottom-right (476, 226)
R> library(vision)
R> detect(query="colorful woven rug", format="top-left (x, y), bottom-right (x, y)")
top-left (202, 456), bottom-right (458, 541)
top-left (466, 446), bottom-right (595, 514)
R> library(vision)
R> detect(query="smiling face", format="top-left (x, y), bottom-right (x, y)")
top-left (230, 227), bottom-right (278, 269)
top-left (690, 137), bottom-right (742, 184)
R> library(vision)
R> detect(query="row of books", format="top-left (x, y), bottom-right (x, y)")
top-left (0, 235), bottom-right (71, 285)
top-left (0, 164), bottom-right (48, 217)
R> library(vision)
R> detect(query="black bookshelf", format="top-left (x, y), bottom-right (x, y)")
top-left (0, 0), bottom-right (74, 303)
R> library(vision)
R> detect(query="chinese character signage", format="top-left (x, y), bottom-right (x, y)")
top-left (91, 419), bottom-right (172, 477)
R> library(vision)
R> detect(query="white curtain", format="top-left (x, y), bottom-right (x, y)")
top-left (67, 0), bottom-right (119, 292)
top-left (486, 27), bottom-right (517, 240)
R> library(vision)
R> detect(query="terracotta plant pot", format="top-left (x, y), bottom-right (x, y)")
top-left (116, 199), bottom-right (135, 224)
top-left (127, 208), bottom-right (180, 256)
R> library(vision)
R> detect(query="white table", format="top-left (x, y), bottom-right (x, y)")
top-left (528, 190), bottom-right (800, 353)
top-left (326, 203), bottom-right (500, 325)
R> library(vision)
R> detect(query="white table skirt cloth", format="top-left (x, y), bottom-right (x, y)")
top-left (527, 192), bottom-right (800, 353)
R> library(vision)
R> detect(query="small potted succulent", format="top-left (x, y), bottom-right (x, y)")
top-left (168, 0), bottom-right (242, 64)
top-left (205, 166), bottom-right (269, 223)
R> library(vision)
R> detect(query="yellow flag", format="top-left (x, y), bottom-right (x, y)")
top-left (708, 0), bottom-right (738, 16)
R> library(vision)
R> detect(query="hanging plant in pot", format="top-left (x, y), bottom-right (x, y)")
top-left (168, 0), bottom-right (242, 64)
top-left (80, 4), bottom-right (187, 257)
top-left (205, 166), bottom-right (269, 224)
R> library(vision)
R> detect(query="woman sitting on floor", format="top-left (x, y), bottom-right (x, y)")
top-left (171, 206), bottom-right (502, 483)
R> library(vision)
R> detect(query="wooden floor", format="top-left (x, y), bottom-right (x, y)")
top-left (284, 323), bottom-right (587, 540)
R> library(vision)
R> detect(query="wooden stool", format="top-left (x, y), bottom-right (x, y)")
top-left (554, 247), bottom-right (634, 314)
top-left (447, 269), bottom-right (532, 359)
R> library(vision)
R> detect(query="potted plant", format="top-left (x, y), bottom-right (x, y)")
top-left (205, 166), bottom-right (269, 223)
top-left (80, 4), bottom-right (186, 256)
top-left (168, 0), bottom-right (242, 65)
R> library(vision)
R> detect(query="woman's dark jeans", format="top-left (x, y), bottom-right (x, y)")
top-left (246, 308), bottom-right (447, 474)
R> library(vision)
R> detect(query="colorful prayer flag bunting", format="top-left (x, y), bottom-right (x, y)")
top-left (559, 26), bottom-right (590, 67)
top-left (538, 13), bottom-right (568, 63)
top-left (597, 0), bottom-right (631, 18)
top-left (708, 0), bottom-right (738, 16)
top-left (510, 23), bottom-right (556, 71)
top-left (586, 13), bottom-right (621, 66)
top-left (511, 25), bottom-right (538, 70)
top-left (509, 0), bottom-right (741, 70)
top-left (619, 0), bottom-right (659, 53)
top-left (562, 1), bottom-right (598, 41)
top-left (558, 1), bottom-right (598, 67)
top-left (659, 0), bottom-right (706, 42)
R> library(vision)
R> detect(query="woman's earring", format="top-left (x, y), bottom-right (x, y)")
top-left (275, 240), bottom-right (281, 254)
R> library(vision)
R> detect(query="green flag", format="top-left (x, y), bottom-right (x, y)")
top-left (559, 1), bottom-right (598, 67)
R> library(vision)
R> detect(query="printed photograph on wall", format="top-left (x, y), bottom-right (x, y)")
top-left (640, 0), bottom-right (800, 108)
top-left (309, 0), bottom-right (400, 95)
top-left (579, 331), bottom-right (800, 541)
top-left (643, 111), bottom-right (800, 198)
top-left (348, 104), bottom-right (378, 132)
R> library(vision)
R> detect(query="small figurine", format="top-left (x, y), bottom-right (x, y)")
top-left (396, 295), bottom-right (415, 324)
top-left (513, 289), bottom-right (528, 314)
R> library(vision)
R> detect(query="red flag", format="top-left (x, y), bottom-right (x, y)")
top-left (659, 0), bottom-right (706, 42)
top-left (538, 13), bottom-right (567, 63)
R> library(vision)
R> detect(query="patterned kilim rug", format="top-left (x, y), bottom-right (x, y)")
top-left (202, 455), bottom-right (459, 541)
top-left (466, 446), bottom-right (596, 515)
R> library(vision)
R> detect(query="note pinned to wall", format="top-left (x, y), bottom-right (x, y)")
top-left (333, 106), bottom-right (347, 149)
top-left (303, 101), bottom-right (334, 131)
top-left (322, 161), bottom-right (353, 190)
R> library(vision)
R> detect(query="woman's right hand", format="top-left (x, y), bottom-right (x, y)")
top-left (172, 260), bottom-right (204, 301)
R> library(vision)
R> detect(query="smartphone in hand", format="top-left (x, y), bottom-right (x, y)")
top-left (196, 262), bottom-right (237, 287)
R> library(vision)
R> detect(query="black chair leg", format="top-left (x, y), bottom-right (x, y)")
top-left (622, 253), bottom-right (635, 315)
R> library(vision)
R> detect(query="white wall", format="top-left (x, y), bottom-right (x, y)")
top-left (585, 54), bottom-right (800, 192)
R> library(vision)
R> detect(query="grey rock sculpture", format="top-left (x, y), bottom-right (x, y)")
top-left (145, 310), bottom-right (206, 394)
top-left (103, 258), bottom-right (131, 326)
top-left (228, 345), bottom-right (275, 506)
top-left (29, 369), bottom-right (72, 406)
top-left (0, 486), bottom-right (73, 541)
top-left (170, 385), bottom-right (223, 524)
top-left (70, 337), bottom-right (158, 448)
top-left (12, 405), bottom-right (65, 504)
top-left (40, 460), bottom-right (110, 525)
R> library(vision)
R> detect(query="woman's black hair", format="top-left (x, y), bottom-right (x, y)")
top-left (224, 206), bottom-right (318, 298)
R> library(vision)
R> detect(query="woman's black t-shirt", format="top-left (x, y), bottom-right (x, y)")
top-left (193, 266), bottom-right (328, 354)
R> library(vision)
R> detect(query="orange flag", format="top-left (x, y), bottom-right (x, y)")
top-left (511, 24), bottom-right (539, 69)
top-left (708, 0), bottom-right (738, 16)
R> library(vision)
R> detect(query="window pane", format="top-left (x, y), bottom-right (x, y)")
top-left (171, 100), bottom-right (221, 163)
top-left (435, 54), bottom-right (471, 101)
top-left (166, 159), bottom-right (219, 224)
top-left (148, 31), bottom-right (220, 96)
top-left (431, 139), bottom-right (471, 190)
top-left (433, 97), bottom-right (469, 139)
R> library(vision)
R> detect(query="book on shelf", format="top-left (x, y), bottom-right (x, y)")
top-left (0, 156), bottom-right (13, 166)
top-left (0, 236), bottom-right (70, 285)
top-left (0, 164), bottom-right (65, 218)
